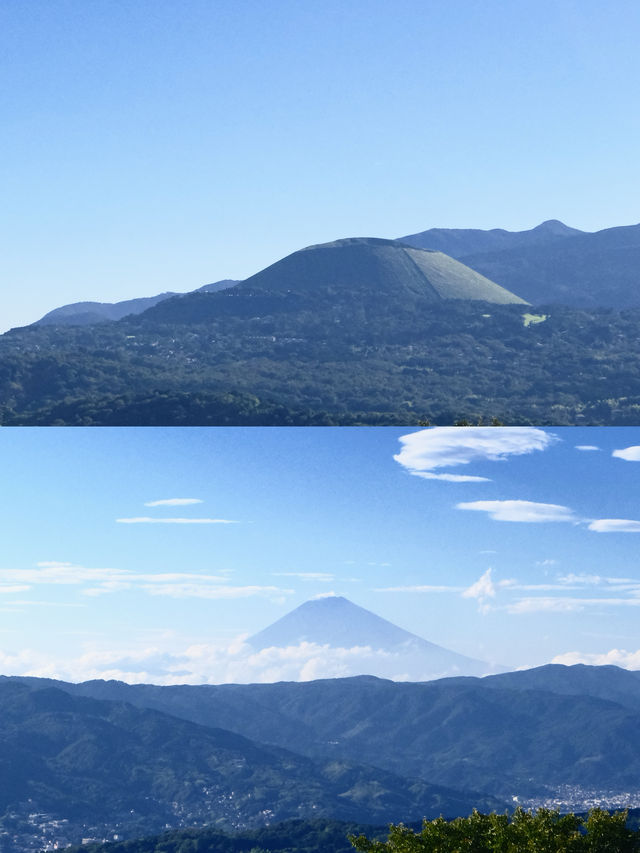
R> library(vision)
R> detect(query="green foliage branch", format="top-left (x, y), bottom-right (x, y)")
top-left (350, 808), bottom-right (637, 853)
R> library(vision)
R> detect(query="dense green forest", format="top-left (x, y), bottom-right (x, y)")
top-left (63, 818), bottom-right (389, 853)
top-left (352, 809), bottom-right (640, 853)
top-left (2, 293), bottom-right (640, 425)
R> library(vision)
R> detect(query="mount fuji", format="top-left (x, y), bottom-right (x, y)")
top-left (248, 595), bottom-right (503, 680)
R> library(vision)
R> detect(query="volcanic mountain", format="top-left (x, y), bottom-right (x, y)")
top-left (240, 237), bottom-right (527, 303)
top-left (134, 237), bottom-right (526, 326)
top-left (248, 595), bottom-right (502, 680)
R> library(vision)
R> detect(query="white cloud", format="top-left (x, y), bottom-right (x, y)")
top-left (116, 517), bottom-right (238, 524)
top-left (612, 446), bottom-right (640, 462)
top-left (374, 584), bottom-right (464, 593)
top-left (394, 427), bottom-right (555, 482)
top-left (411, 472), bottom-right (491, 483)
top-left (273, 572), bottom-right (334, 581)
top-left (462, 568), bottom-right (496, 613)
top-left (141, 583), bottom-right (292, 600)
top-left (457, 499), bottom-right (577, 523)
top-left (552, 648), bottom-right (640, 669)
top-left (575, 445), bottom-right (600, 451)
top-left (508, 597), bottom-right (587, 614)
top-left (557, 573), bottom-right (603, 585)
top-left (0, 562), bottom-right (290, 603)
top-left (2, 636), bottom-right (496, 685)
top-left (0, 564), bottom-right (228, 587)
top-left (144, 498), bottom-right (204, 507)
top-left (588, 519), bottom-right (640, 533)
top-left (508, 596), bottom-right (640, 614)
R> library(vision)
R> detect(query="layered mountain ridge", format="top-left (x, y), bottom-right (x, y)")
top-left (6, 661), bottom-right (640, 842)
top-left (400, 220), bottom-right (640, 308)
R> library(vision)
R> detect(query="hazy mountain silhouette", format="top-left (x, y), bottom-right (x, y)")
top-left (0, 679), bottom-right (505, 844)
top-left (461, 224), bottom-right (640, 308)
top-left (7, 664), bottom-right (640, 804)
top-left (247, 595), bottom-right (503, 679)
top-left (401, 221), bottom-right (640, 308)
top-left (400, 219), bottom-right (584, 259)
top-left (34, 279), bottom-right (238, 326)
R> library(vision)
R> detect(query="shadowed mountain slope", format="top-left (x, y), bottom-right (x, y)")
top-left (445, 662), bottom-right (640, 711)
top-left (7, 667), bottom-right (640, 802)
top-left (461, 223), bottom-right (640, 308)
top-left (0, 679), bottom-right (506, 846)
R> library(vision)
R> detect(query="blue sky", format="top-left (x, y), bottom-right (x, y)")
top-left (2, 426), bottom-right (640, 683)
top-left (2, 0), bottom-right (640, 330)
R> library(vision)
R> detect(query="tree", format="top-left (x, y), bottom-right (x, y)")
top-left (350, 809), bottom-right (638, 853)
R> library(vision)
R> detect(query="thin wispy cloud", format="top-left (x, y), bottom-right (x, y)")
top-left (0, 562), bottom-right (289, 603)
top-left (612, 446), bottom-right (640, 462)
top-left (575, 445), bottom-right (600, 451)
top-left (273, 572), bottom-right (334, 581)
top-left (588, 519), bottom-right (640, 533)
top-left (144, 498), bottom-right (203, 507)
top-left (374, 584), bottom-right (465, 593)
top-left (508, 597), bottom-right (640, 614)
top-left (457, 499), bottom-right (577, 523)
top-left (141, 583), bottom-right (293, 600)
top-left (116, 517), bottom-right (239, 524)
top-left (411, 472), bottom-right (490, 483)
top-left (394, 427), bottom-right (555, 483)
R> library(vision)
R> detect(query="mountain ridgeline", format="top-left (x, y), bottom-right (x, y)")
top-left (34, 279), bottom-right (239, 326)
top-left (3, 223), bottom-right (640, 426)
top-left (400, 220), bottom-right (640, 309)
top-left (6, 663), bottom-right (640, 849)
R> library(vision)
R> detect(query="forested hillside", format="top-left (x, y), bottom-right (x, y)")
top-left (2, 299), bottom-right (640, 426)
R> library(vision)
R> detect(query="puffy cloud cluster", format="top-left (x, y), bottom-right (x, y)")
top-left (552, 648), bottom-right (640, 669)
top-left (0, 638), bottom-right (473, 686)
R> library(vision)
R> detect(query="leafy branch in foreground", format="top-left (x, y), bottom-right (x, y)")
top-left (350, 808), bottom-right (638, 853)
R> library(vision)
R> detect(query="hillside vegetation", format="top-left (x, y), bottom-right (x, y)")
top-left (2, 234), bottom-right (640, 426)
top-left (2, 299), bottom-right (640, 426)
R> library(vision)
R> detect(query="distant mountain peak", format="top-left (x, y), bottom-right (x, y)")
top-left (531, 219), bottom-right (582, 235)
top-left (248, 596), bottom-right (502, 680)
top-left (400, 220), bottom-right (585, 261)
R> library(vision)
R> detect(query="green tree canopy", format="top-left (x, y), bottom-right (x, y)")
top-left (350, 808), bottom-right (638, 853)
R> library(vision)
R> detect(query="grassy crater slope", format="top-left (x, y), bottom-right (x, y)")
top-left (240, 238), bottom-right (527, 304)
